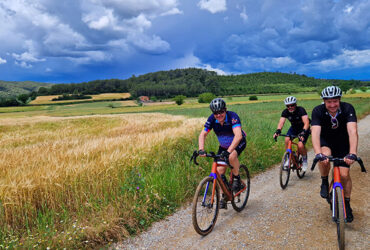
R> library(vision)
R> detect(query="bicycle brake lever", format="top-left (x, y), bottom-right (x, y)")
top-left (190, 150), bottom-right (199, 165)
top-left (357, 157), bottom-right (366, 173)
top-left (311, 158), bottom-right (318, 171)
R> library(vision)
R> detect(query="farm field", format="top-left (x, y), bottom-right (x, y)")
top-left (0, 94), bottom-right (369, 248)
top-left (30, 92), bottom-right (131, 104)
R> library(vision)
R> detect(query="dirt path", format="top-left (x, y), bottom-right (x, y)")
top-left (115, 115), bottom-right (370, 249)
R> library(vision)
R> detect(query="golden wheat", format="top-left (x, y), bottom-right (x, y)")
top-left (0, 113), bottom-right (203, 224)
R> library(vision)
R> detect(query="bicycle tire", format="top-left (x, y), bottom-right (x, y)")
top-left (279, 152), bottom-right (291, 189)
top-left (231, 165), bottom-right (250, 212)
top-left (192, 176), bottom-right (220, 236)
top-left (296, 154), bottom-right (306, 179)
top-left (335, 186), bottom-right (345, 250)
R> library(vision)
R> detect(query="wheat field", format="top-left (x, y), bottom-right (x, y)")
top-left (0, 113), bottom-right (203, 228)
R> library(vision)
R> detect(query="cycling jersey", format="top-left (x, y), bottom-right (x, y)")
top-left (204, 111), bottom-right (246, 149)
top-left (311, 102), bottom-right (357, 159)
top-left (281, 106), bottom-right (308, 131)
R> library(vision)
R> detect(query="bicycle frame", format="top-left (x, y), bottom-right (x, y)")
top-left (331, 165), bottom-right (346, 221)
top-left (204, 160), bottom-right (247, 206)
top-left (279, 134), bottom-right (301, 169)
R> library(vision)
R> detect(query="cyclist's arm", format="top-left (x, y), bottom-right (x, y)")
top-left (311, 125), bottom-right (322, 154)
top-left (227, 126), bottom-right (243, 153)
top-left (198, 129), bottom-right (209, 151)
top-left (345, 122), bottom-right (358, 165)
top-left (276, 117), bottom-right (286, 130)
top-left (301, 115), bottom-right (310, 131)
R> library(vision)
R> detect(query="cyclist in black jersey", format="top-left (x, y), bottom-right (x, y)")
top-left (311, 86), bottom-right (358, 222)
top-left (273, 96), bottom-right (310, 171)
top-left (198, 98), bottom-right (247, 209)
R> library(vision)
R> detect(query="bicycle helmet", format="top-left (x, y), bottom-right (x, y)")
top-left (321, 86), bottom-right (342, 99)
top-left (209, 98), bottom-right (226, 112)
top-left (284, 96), bottom-right (297, 105)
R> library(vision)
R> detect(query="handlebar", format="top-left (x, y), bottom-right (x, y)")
top-left (274, 133), bottom-right (301, 142)
top-left (311, 156), bottom-right (366, 173)
top-left (190, 150), bottom-right (233, 169)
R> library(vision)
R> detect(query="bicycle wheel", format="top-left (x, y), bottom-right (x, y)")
top-left (231, 164), bottom-right (250, 212)
top-left (296, 154), bottom-right (306, 179)
top-left (334, 186), bottom-right (345, 250)
top-left (279, 152), bottom-right (291, 189)
top-left (192, 176), bottom-right (220, 236)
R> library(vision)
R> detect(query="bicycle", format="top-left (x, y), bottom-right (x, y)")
top-left (311, 156), bottom-right (366, 250)
top-left (274, 134), bottom-right (306, 189)
top-left (190, 150), bottom-right (250, 236)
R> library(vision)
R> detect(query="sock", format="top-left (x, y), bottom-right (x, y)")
top-left (321, 176), bottom-right (329, 185)
top-left (233, 174), bottom-right (240, 180)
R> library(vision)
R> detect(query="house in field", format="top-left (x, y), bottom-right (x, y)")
top-left (138, 96), bottom-right (150, 103)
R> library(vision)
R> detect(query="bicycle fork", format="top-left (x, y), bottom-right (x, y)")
top-left (332, 168), bottom-right (347, 222)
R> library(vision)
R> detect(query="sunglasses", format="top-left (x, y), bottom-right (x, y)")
top-left (331, 117), bottom-right (339, 129)
top-left (286, 104), bottom-right (296, 108)
top-left (213, 110), bottom-right (225, 115)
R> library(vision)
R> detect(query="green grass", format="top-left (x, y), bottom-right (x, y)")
top-left (0, 95), bottom-right (369, 248)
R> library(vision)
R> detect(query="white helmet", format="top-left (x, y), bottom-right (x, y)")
top-left (284, 96), bottom-right (297, 105)
top-left (321, 86), bottom-right (342, 99)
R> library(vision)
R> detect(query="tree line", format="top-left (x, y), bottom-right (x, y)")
top-left (1, 68), bottom-right (368, 106)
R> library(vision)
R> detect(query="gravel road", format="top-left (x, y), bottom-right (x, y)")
top-left (115, 115), bottom-right (370, 250)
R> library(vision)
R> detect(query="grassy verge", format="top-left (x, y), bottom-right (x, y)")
top-left (0, 97), bottom-right (369, 248)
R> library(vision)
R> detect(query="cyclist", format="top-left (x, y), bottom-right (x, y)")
top-left (273, 96), bottom-right (310, 171)
top-left (198, 98), bottom-right (247, 209)
top-left (311, 86), bottom-right (358, 222)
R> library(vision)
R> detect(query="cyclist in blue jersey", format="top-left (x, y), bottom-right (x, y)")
top-left (198, 98), bottom-right (247, 209)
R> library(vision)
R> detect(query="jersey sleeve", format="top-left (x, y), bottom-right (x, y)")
top-left (311, 106), bottom-right (322, 126)
top-left (299, 107), bottom-right (308, 116)
top-left (230, 113), bottom-right (242, 129)
top-left (345, 104), bottom-right (357, 123)
top-left (281, 109), bottom-right (288, 118)
top-left (204, 115), bottom-right (214, 132)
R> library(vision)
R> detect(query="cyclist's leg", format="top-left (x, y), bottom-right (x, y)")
top-left (339, 167), bottom-right (351, 198)
top-left (230, 138), bottom-right (246, 192)
top-left (319, 146), bottom-right (331, 198)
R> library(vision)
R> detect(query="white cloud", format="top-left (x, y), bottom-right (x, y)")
top-left (0, 57), bottom-right (6, 64)
top-left (240, 7), bottom-right (248, 22)
top-left (198, 0), bottom-right (227, 14)
top-left (128, 34), bottom-right (170, 54)
top-left (314, 49), bottom-right (370, 71)
top-left (173, 52), bottom-right (227, 75)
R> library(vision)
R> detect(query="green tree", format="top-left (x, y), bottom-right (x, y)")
top-left (173, 95), bottom-right (186, 105)
top-left (249, 95), bottom-right (258, 100)
top-left (360, 86), bottom-right (367, 92)
top-left (16, 93), bottom-right (31, 105)
top-left (198, 92), bottom-right (216, 103)
top-left (339, 82), bottom-right (350, 94)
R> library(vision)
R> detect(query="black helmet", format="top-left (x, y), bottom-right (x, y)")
top-left (209, 98), bottom-right (226, 112)
top-left (321, 86), bottom-right (342, 99)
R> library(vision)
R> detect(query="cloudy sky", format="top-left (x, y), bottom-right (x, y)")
top-left (0, 0), bottom-right (369, 83)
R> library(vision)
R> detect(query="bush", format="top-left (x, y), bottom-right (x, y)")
top-left (349, 89), bottom-right (357, 94)
top-left (360, 86), bottom-right (367, 92)
top-left (198, 92), bottom-right (216, 103)
top-left (173, 95), bottom-right (186, 105)
top-left (249, 95), bottom-right (258, 100)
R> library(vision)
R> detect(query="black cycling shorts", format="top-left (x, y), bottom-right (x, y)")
top-left (287, 126), bottom-right (309, 144)
top-left (218, 137), bottom-right (246, 156)
top-left (320, 137), bottom-right (350, 167)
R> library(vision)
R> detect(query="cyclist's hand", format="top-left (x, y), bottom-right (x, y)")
top-left (198, 150), bottom-right (206, 156)
top-left (273, 129), bottom-right (281, 140)
top-left (220, 150), bottom-right (230, 162)
top-left (344, 153), bottom-right (357, 165)
top-left (315, 153), bottom-right (328, 163)
top-left (298, 129), bottom-right (308, 141)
